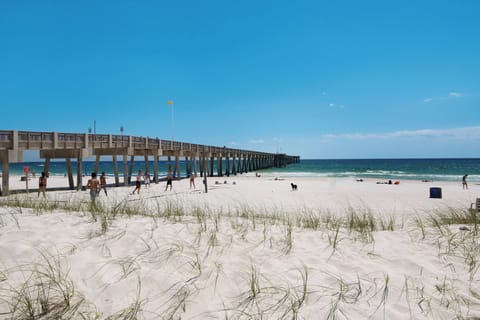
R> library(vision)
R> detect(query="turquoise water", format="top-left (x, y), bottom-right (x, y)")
top-left (2, 158), bottom-right (479, 183)
top-left (262, 159), bottom-right (480, 182)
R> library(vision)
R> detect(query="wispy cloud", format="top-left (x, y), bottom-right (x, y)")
top-left (249, 139), bottom-right (265, 144)
top-left (449, 91), bottom-right (463, 97)
top-left (423, 91), bottom-right (464, 103)
top-left (328, 103), bottom-right (344, 108)
top-left (323, 126), bottom-right (480, 140)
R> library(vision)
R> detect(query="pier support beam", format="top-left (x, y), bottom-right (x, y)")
top-left (185, 156), bottom-right (190, 177)
top-left (44, 158), bottom-right (50, 177)
top-left (1, 153), bottom-right (9, 196)
top-left (128, 155), bottom-right (134, 184)
top-left (76, 153), bottom-right (82, 191)
top-left (113, 155), bottom-right (119, 186)
top-left (144, 153), bottom-right (150, 175)
top-left (65, 158), bottom-right (75, 189)
top-left (174, 154), bottom-right (180, 179)
top-left (193, 155), bottom-right (197, 177)
top-left (209, 156), bottom-right (214, 177)
top-left (153, 154), bottom-right (159, 183)
top-left (94, 155), bottom-right (100, 173)
top-left (217, 155), bottom-right (222, 177)
top-left (122, 154), bottom-right (128, 186)
top-left (232, 154), bottom-right (236, 176)
top-left (167, 155), bottom-right (172, 174)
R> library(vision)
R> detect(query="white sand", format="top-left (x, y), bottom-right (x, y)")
top-left (1, 174), bottom-right (479, 319)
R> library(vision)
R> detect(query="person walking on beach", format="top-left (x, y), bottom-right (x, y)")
top-left (38, 171), bottom-right (47, 198)
top-left (189, 173), bottom-right (195, 189)
top-left (144, 171), bottom-right (151, 189)
top-left (462, 174), bottom-right (468, 190)
top-left (87, 172), bottom-right (100, 203)
top-left (132, 170), bottom-right (142, 194)
top-left (99, 172), bottom-right (108, 196)
top-left (165, 173), bottom-right (173, 191)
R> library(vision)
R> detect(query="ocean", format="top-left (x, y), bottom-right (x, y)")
top-left (2, 158), bottom-right (479, 183)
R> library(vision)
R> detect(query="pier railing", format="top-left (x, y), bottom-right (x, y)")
top-left (0, 130), bottom-right (299, 159)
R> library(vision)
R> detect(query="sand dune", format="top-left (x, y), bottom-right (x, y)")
top-left (1, 175), bottom-right (479, 319)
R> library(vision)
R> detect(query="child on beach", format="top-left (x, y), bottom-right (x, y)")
top-left (132, 170), bottom-right (142, 194)
top-left (190, 173), bottom-right (195, 189)
top-left (99, 172), bottom-right (108, 196)
top-left (38, 171), bottom-right (47, 197)
top-left (86, 172), bottom-right (100, 203)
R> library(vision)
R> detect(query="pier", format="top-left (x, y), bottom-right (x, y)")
top-left (0, 130), bottom-right (300, 195)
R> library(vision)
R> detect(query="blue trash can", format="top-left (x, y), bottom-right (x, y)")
top-left (430, 187), bottom-right (442, 199)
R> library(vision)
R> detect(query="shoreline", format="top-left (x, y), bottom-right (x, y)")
top-left (3, 174), bottom-right (477, 217)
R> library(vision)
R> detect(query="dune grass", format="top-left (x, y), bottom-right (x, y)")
top-left (1, 193), bottom-right (480, 319)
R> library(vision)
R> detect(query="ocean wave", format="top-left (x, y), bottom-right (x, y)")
top-left (261, 171), bottom-right (480, 182)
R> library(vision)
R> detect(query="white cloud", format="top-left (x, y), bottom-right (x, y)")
top-left (321, 91), bottom-right (327, 96)
top-left (328, 103), bottom-right (344, 108)
top-left (449, 92), bottom-right (463, 97)
top-left (323, 126), bottom-right (480, 140)
top-left (249, 139), bottom-right (265, 144)
top-left (423, 98), bottom-right (433, 102)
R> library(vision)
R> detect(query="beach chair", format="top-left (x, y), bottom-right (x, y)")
top-left (470, 198), bottom-right (480, 212)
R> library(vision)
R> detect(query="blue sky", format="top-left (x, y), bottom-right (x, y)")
top-left (1, 1), bottom-right (479, 159)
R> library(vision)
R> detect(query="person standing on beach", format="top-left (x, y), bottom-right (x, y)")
top-left (38, 171), bottom-right (47, 198)
top-left (132, 170), bottom-right (142, 194)
top-left (144, 171), bottom-right (151, 189)
top-left (462, 174), bottom-right (468, 190)
top-left (87, 172), bottom-right (100, 203)
top-left (99, 172), bottom-right (108, 196)
top-left (190, 173), bottom-right (195, 189)
top-left (165, 173), bottom-right (173, 191)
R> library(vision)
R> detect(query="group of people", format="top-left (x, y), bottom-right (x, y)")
top-left (131, 171), bottom-right (196, 194)
top-left (86, 172), bottom-right (109, 203)
top-left (131, 170), bottom-right (151, 194)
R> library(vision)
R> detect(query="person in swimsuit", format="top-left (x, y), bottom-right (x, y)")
top-left (462, 174), bottom-right (468, 190)
top-left (38, 171), bottom-right (47, 198)
top-left (143, 171), bottom-right (151, 189)
top-left (132, 170), bottom-right (142, 194)
top-left (189, 173), bottom-right (195, 189)
top-left (99, 172), bottom-right (108, 196)
top-left (165, 173), bottom-right (173, 191)
top-left (87, 172), bottom-right (100, 203)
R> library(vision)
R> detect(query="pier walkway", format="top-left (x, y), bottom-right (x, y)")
top-left (0, 130), bottom-right (299, 195)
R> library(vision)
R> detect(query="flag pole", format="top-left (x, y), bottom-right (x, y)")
top-left (168, 100), bottom-right (174, 149)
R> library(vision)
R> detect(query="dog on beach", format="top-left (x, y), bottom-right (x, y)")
top-left (290, 183), bottom-right (298, 191)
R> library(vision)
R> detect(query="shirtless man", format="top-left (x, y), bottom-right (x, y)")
top-left (87, 172), bottom-right (100, 203)
top-left (165, 173), bottom-right (173, 191)
top-left (132, 170), bottom-right (142, 194)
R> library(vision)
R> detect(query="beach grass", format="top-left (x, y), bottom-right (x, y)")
top-left (1, 191), bottom-right (480, 319)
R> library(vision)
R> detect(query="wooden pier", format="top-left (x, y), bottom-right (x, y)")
top-left (0, 130), bottom-right (300, 195)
